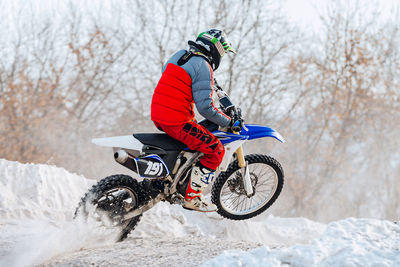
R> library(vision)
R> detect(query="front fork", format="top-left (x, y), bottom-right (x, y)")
top-left (234, 132), bottom-right (254, 197)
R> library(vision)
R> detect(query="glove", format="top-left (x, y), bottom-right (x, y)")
top-left (230, 119), bottom-right (242, 133)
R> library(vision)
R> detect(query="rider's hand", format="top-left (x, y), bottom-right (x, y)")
top-left (230, 119), bottom-right (242, 133)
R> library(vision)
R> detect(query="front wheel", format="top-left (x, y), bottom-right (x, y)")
top-left (211, 154), bottom-right (284, 220)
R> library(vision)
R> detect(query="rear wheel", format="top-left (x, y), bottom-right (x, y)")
top-left (211, 154), bottom-right (284, 220)
top-left (75, 174), bottom-right (148, 242)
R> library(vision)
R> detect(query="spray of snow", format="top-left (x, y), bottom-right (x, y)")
top-left (0, 159), bottom-right (121, 266)
top-left (1, 218), bottom-right (123, 266)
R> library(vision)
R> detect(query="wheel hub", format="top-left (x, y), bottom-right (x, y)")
top-left (96, 187), bottom-right (137, 225)
top-left (227, 171), bottom-right (259, 196)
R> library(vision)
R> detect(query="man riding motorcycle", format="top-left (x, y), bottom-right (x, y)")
top-left (151, 29), bottom-right (238, 212)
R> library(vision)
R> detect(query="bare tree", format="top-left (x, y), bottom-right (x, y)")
top-left (280, 0), bottom-right (400, 221)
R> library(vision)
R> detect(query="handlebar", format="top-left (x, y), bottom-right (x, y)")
top-left (230, 107), bottom-right (248, 132)
top-left (214, 79), bottom-right (247, 132)
top-left (219, 96), bottom-right (247, 132)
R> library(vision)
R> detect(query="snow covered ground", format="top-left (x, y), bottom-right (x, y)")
top-left (0, 159), bottom-right (399, 266)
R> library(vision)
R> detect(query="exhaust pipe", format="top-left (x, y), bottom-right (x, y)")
top-left (114, 149), bottom-right (128, 164)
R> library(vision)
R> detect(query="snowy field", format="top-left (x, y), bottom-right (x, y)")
top-left (0, 159), bottom-right (399, 266)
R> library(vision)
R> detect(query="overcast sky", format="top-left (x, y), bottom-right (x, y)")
top-left (1, 0), bottom-right (399, 38)
top-left (284, 0), bottom-right (399, 31)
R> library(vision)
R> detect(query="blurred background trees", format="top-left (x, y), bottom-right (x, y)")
top-left (0, 0), bottom-right (399, 222)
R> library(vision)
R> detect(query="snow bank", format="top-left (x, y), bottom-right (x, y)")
top-left (0, 159), bottom-right (95, 221)
top-left (203, 218), bottom-right (400, 266)
top-left (1, 159), bottom-right (398, 267)
top-left (133, 203), bottom-right (325, 247)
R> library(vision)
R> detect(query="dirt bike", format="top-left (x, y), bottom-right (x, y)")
top-left (75, 101), bottom-right (285, 242)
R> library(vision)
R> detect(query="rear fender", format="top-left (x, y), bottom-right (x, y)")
top-left (92, 135), bottom-right (143, 154)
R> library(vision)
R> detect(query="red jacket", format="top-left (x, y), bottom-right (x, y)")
top-left (151, 63), bottom-right (195, 125)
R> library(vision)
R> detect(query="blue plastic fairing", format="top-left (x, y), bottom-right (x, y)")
top-left (212, 124), bottom-right (284, 144)
top-left (211, 131), bottom-right (249, 145)
top-left (240, 124), bottom-right (285, 143)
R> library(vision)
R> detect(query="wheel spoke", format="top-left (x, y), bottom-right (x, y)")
top-left (218, 160), bottom-right (280, 216)
top-left (222, 194), bottom-right (237, 205)
top-left (226, 194), bottom-right (240, 209)
top-left (233, 196), bottom-right (247, 211)
top-left (255, 189), bottom-right (273, 194)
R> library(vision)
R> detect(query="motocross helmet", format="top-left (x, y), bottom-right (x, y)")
top-left (188, 29), bottom-right (236, 70)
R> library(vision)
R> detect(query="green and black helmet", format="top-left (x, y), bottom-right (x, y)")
top-left (189, 29), bottom-right (236, 70)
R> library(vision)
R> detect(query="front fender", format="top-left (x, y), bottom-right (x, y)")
top-left (240, 124), bottom-right (285, 143)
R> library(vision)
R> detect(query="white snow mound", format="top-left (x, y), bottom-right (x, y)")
top-left (203, 218), bottom-right (400, 266)
top-left (133, 202), bottom-right (325, 246)
top-left (0, 159), bottom-right (95, 221)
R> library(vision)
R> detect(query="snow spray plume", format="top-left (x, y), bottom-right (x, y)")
top-left (1, 212), bottom-right (122, 267)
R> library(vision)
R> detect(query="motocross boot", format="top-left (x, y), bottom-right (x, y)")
top-left (183, 165), bottom-right (218, 212)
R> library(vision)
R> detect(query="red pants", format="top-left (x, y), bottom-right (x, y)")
top-left (155, 121), bottom-right (225, 170)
